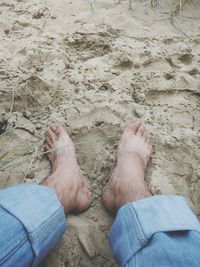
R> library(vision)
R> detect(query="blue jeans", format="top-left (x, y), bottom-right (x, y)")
top-left (0, 184), bottom-right (200, 266)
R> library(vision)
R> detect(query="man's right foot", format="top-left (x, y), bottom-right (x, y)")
top-left (42, 124), bottom-right (91, 214)
top-left (102, 120), bottom-right (152, 214)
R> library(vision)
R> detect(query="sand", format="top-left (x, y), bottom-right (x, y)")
top-left (0, 0), bottom-right (200, 266)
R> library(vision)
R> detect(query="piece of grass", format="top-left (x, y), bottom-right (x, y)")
top-left (0, 137), bottom-right (115, 172)
top-left (89, 0), bottom-right (95, 13)
top-left (10, 88), bottom-right (15, 113)
top-left (23, 141), bottom-right (43, 180)
top-left (169, 15), bottom-right (190, 39)
top-left (174, 0), bottom-right (187, 14)
top-left (114, 0), bottom-right (133, 10)
top-left (0, 151), bottom-right (9, 162)
top-left (129, 0), bottom-right (133, 10)
top-left (150, 0), bottom-right (159, 8)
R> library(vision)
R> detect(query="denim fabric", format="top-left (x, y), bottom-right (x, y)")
top-left (0, 184), bottom-right (66, 267)
top-left (109, 195), bottom-right (200, 267)
top-left (1, 186), bottom-right (200, 267)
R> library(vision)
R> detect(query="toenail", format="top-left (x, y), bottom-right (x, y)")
top-left (51, 125), bottom-right (57, 132)
top-left (128, 120), bottom-right (141, 128)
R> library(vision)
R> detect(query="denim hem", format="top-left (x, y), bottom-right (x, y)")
top-left (0, 184), bottom-right (66, 266)
top-left (0, 184), bottom-right (63, 233)
top-left (31, 206), bottom-right (66, 266)
top-left (131, 195), bottom-right (200, 238)
top-left (29, 206), bottom-right (65, 241)
top-left (109, 195), bottom-right (200, 267)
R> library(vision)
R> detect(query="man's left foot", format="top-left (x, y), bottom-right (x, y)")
top-left (102, 120), bottom-right (152, 214)
top-left (42, 123), bottom-right (91, 214)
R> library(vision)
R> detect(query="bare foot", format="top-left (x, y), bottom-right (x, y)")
top-left (102, 120), bottom-right (152, 214)
top-left (42, 123), bottom-right (91, 214)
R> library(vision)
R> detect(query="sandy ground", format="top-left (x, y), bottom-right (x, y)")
top-left (0, 0), bottom-right (200, 266)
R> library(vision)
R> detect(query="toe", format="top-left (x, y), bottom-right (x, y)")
top-left (47, 138), bottom-right (53, 147)
top-left (146, 137), bottom-right (151, 145)
top-left (50, 124), bottom-right (58, 132)
top-left (52, 124), bottom-right (66, 137)
top-left (126, 119), bottom-right (141, 133)
top-left (50, 123), bottom-right (64, 133)
top-left (146, 139), bottom-right (152, 153)
top-left (47, 128), bottom-right (57, 142)
top-left (45, 143), bottom-right (51, 151)
top-left (137, 124), bottom-right (146, 137)
top-left (143, 131), bottom-right (148, 142)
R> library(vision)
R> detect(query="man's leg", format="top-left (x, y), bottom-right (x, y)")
top-left (0, 124), bottom-right (90, 267)
top-left (102, 120), bottom-right (200, 267)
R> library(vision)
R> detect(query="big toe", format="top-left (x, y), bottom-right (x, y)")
top-left (136, 124), bottom-right (146, 137)
top-left (50, 123), bottom-right (65, 136)
top-left (126, 119), bottom-right (141, 134)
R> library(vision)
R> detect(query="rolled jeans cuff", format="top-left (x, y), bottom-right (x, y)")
top-left (0, 184), bottom-right (66, 266)
top-left (109, 195), bottom-right (200, 267)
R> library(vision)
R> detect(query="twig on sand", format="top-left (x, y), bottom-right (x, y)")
top-left (89, 0), bottom-right (95, 13)
top-left (154, 89), bottom-right (170, 105)
top-left (23, 142), bottom-right (42, 180)
top-left (174, 0), bottom-right (187, 15)
top-left (0, 157), bottom-right (28, 172)
top-left (115, 0), bottom-right (133, 9)
top-left (17, 66), bottom-right (27, 74)
top-left (150, 0), bottom-right (159, 8)
top-left (179, 0), bottom-right (183, 11)
top-left (129, 0), bottom-right (133, 10)
top-left (168, 15), bottom-right (191, 39)
top-left (10, 88), bottom-right (15, 113)
top-left (0, 151), bottom-right (9, 162)
top-left (0, 137), bottom-right (114, 172)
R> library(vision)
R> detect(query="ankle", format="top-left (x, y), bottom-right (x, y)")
top-left (116, 193), bottom-right (151, 211)
top-left (42, 178), bottom-right (76, 213)
top-left (115, 183), bottom-right (151, 211)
